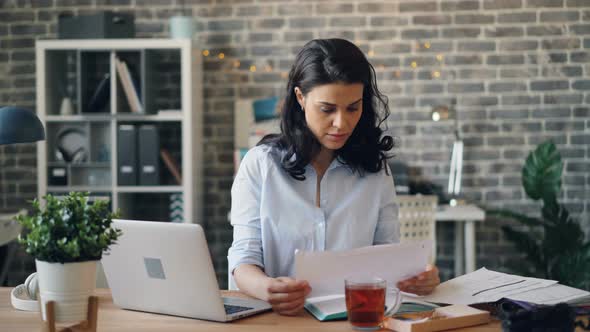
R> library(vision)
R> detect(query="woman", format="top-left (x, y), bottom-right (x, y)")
top-left (228, 39), bottom-right (440, 316)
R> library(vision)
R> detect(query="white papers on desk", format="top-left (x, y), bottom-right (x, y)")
top-left (421, 268), bottom-right (557, 305)
top-left (507, 283), bottom-right (590, 306)
top-left (294, 241), bottom-right (432, 298)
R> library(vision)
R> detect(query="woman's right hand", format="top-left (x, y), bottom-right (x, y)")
top-left (265, 277), bottom-right (312, 316)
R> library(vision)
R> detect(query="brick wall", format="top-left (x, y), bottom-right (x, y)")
top-left (1, 0), bottom-right (588, 288)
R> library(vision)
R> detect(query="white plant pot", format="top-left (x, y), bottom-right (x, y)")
top-left (36, 259), bottom-right (97, 323)
top-left (169, 16), bottom-right (194, 39)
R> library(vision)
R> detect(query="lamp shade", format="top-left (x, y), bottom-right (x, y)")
top-left (0, 107), bottom-right (45, 145)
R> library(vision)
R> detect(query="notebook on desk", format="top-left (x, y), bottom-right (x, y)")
top-left (304, 293), bottom-right (439, 321)
top-left (101, 219), bottom-right (271, 322)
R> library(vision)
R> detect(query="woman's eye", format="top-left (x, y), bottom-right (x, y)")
top-left (321, 108), bottom-right (335, 113)
top-left (347, 107), bottom-right (359, 112)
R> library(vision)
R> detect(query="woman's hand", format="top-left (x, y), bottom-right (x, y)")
top-left (265, 277), bottom-right (312, 316)
top-left (397, 264), bottom-right (440, 295)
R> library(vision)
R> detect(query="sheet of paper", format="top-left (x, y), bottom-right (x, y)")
top-left (507, 283), bottom-right (590, 305)
top-left (421, 268), bottom-right (557, 305)
top-left (294, 240), bottom-right (432, 298)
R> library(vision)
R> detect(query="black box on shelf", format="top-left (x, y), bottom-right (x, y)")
top-left (48, 166), bottom-right (68, 186)
top-left (58, 11), bottom-right (135, 39)
top-left (117, 125), bottom-right (137, 186)
top-left (138, 125), bottom-right (160, 186)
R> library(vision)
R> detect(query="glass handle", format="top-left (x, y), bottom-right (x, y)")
top-left (384, 288), bottom-right (402, 317)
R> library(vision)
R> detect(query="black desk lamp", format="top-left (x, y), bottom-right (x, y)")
top-left (0, 106), bottom-right (45, 145)
top-left (0, 107), bottom-right (44, 285)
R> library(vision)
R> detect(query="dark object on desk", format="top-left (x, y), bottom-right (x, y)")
top-left (58, 11), bottom-right (135, 39)
top-left (409, 180), bottom-right (449, 205)
top-left (499, 301), bottom-right (589, 332)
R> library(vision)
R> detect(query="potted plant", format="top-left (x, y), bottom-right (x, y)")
top-left (16, 192), bottom-right (121, 322)
top-left (487, 141), bottom-right (590, 290)
top-left (169, 0), bottom-right (194, 39)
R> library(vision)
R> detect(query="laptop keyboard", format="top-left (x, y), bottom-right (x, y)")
top-left (224, 304), bottom-right (253, 315)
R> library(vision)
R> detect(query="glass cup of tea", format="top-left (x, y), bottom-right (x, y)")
top-left (345, 277), bottom-right (402, 330)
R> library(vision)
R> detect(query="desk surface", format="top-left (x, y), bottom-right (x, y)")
top-left (0, 288), bottom-right (502, 331)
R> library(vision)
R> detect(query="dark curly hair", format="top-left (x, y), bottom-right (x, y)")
top-left (259, 38), bottom-right (394, 180)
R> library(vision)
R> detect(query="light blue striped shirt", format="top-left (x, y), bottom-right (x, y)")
top-left (227, 144), bottom-right (400, 282)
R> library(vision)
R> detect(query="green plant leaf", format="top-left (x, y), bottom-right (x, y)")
top-left (15, 192), bottom-right (122, 263)
top-left (486, 209), bottom-right (550, 227)
top-left (550, 252), bottom-right (590, 290)
top-left (501, 226), bottom-right (546, 278)
top-left (522, 140), bottom-right (562, 202)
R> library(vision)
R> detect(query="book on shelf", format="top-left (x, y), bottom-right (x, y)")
top-left (115, 57), bottom-right (144, 114)
top-left (160, 149), bottom-right (182, 185)
top-left (157, 109), bottom-right (182, 116)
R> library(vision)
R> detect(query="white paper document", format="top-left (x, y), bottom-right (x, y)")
top-left (507, 283), bottom-right (590, 305)
top-left (421, 268), bottom-right (557, 305)
top-left (294, 240), bottom-right (432, 298)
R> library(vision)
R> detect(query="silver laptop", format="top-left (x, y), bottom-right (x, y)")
top-left (101, 219), bottom-right (271, 322)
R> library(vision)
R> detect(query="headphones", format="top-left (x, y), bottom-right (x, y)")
top-left (55, 127), bottom-right (88, 163)
top-left (10, 272), bottom-right (39, 311)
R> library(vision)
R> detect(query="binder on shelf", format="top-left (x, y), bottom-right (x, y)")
top-left (138, 125), bottom-right (160, 186)
top-left (160, 149), bottom-right (182, 185)
top-left (117, 125), bottom-right (137, 185)
top-left (48, 166), bottom-right (68, 186)
top-left (115, 57), bottom-right (144, 114)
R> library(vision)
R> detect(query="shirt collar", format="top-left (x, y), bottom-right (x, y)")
top-left (304, 155), bottom-right (350, 173)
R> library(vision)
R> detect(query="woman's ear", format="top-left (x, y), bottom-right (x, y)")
top-left (294, 87), bottom-right (305, 110)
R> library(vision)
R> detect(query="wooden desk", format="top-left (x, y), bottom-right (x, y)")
top-left (0, 288), bottom-right (501, 331)
top-left (435, 204), bottom-right (485, 277)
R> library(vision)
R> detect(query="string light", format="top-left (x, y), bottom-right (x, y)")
top-left (233, 60), bottom-right (240, 68)
top-left (436, 54), bottom-right (444, 62)
top-left (367, 50), bottom-right (375, 58)
top-left (202, 50), bottom-right (210, 57)
top-left (250, 65), bottom-right (257, 72)
top-left (410, 61), bottom-right (418, 69)
top-left (432, 70), bottom-right (441, 78)
top-left (424, 42), bottom-right (431, 49)
top-left (218, 52), bottom-right (225, 59)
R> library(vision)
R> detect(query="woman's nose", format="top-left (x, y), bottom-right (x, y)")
top-left (332, 111), bottom-right (346, 129)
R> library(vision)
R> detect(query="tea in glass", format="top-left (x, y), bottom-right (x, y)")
top-left (345, 278), bottom-right (386, 330)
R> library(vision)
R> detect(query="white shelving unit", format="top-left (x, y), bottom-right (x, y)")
top-left (36, 39), bottom-right (203, 224)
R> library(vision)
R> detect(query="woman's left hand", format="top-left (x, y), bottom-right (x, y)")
top-left (397, 264), bottom-right (440, 295)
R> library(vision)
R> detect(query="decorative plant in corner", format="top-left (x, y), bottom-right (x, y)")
top-left (16, 192), bottom-right (121, 322)
top-left (487, 141), bottom-right (590, 290)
